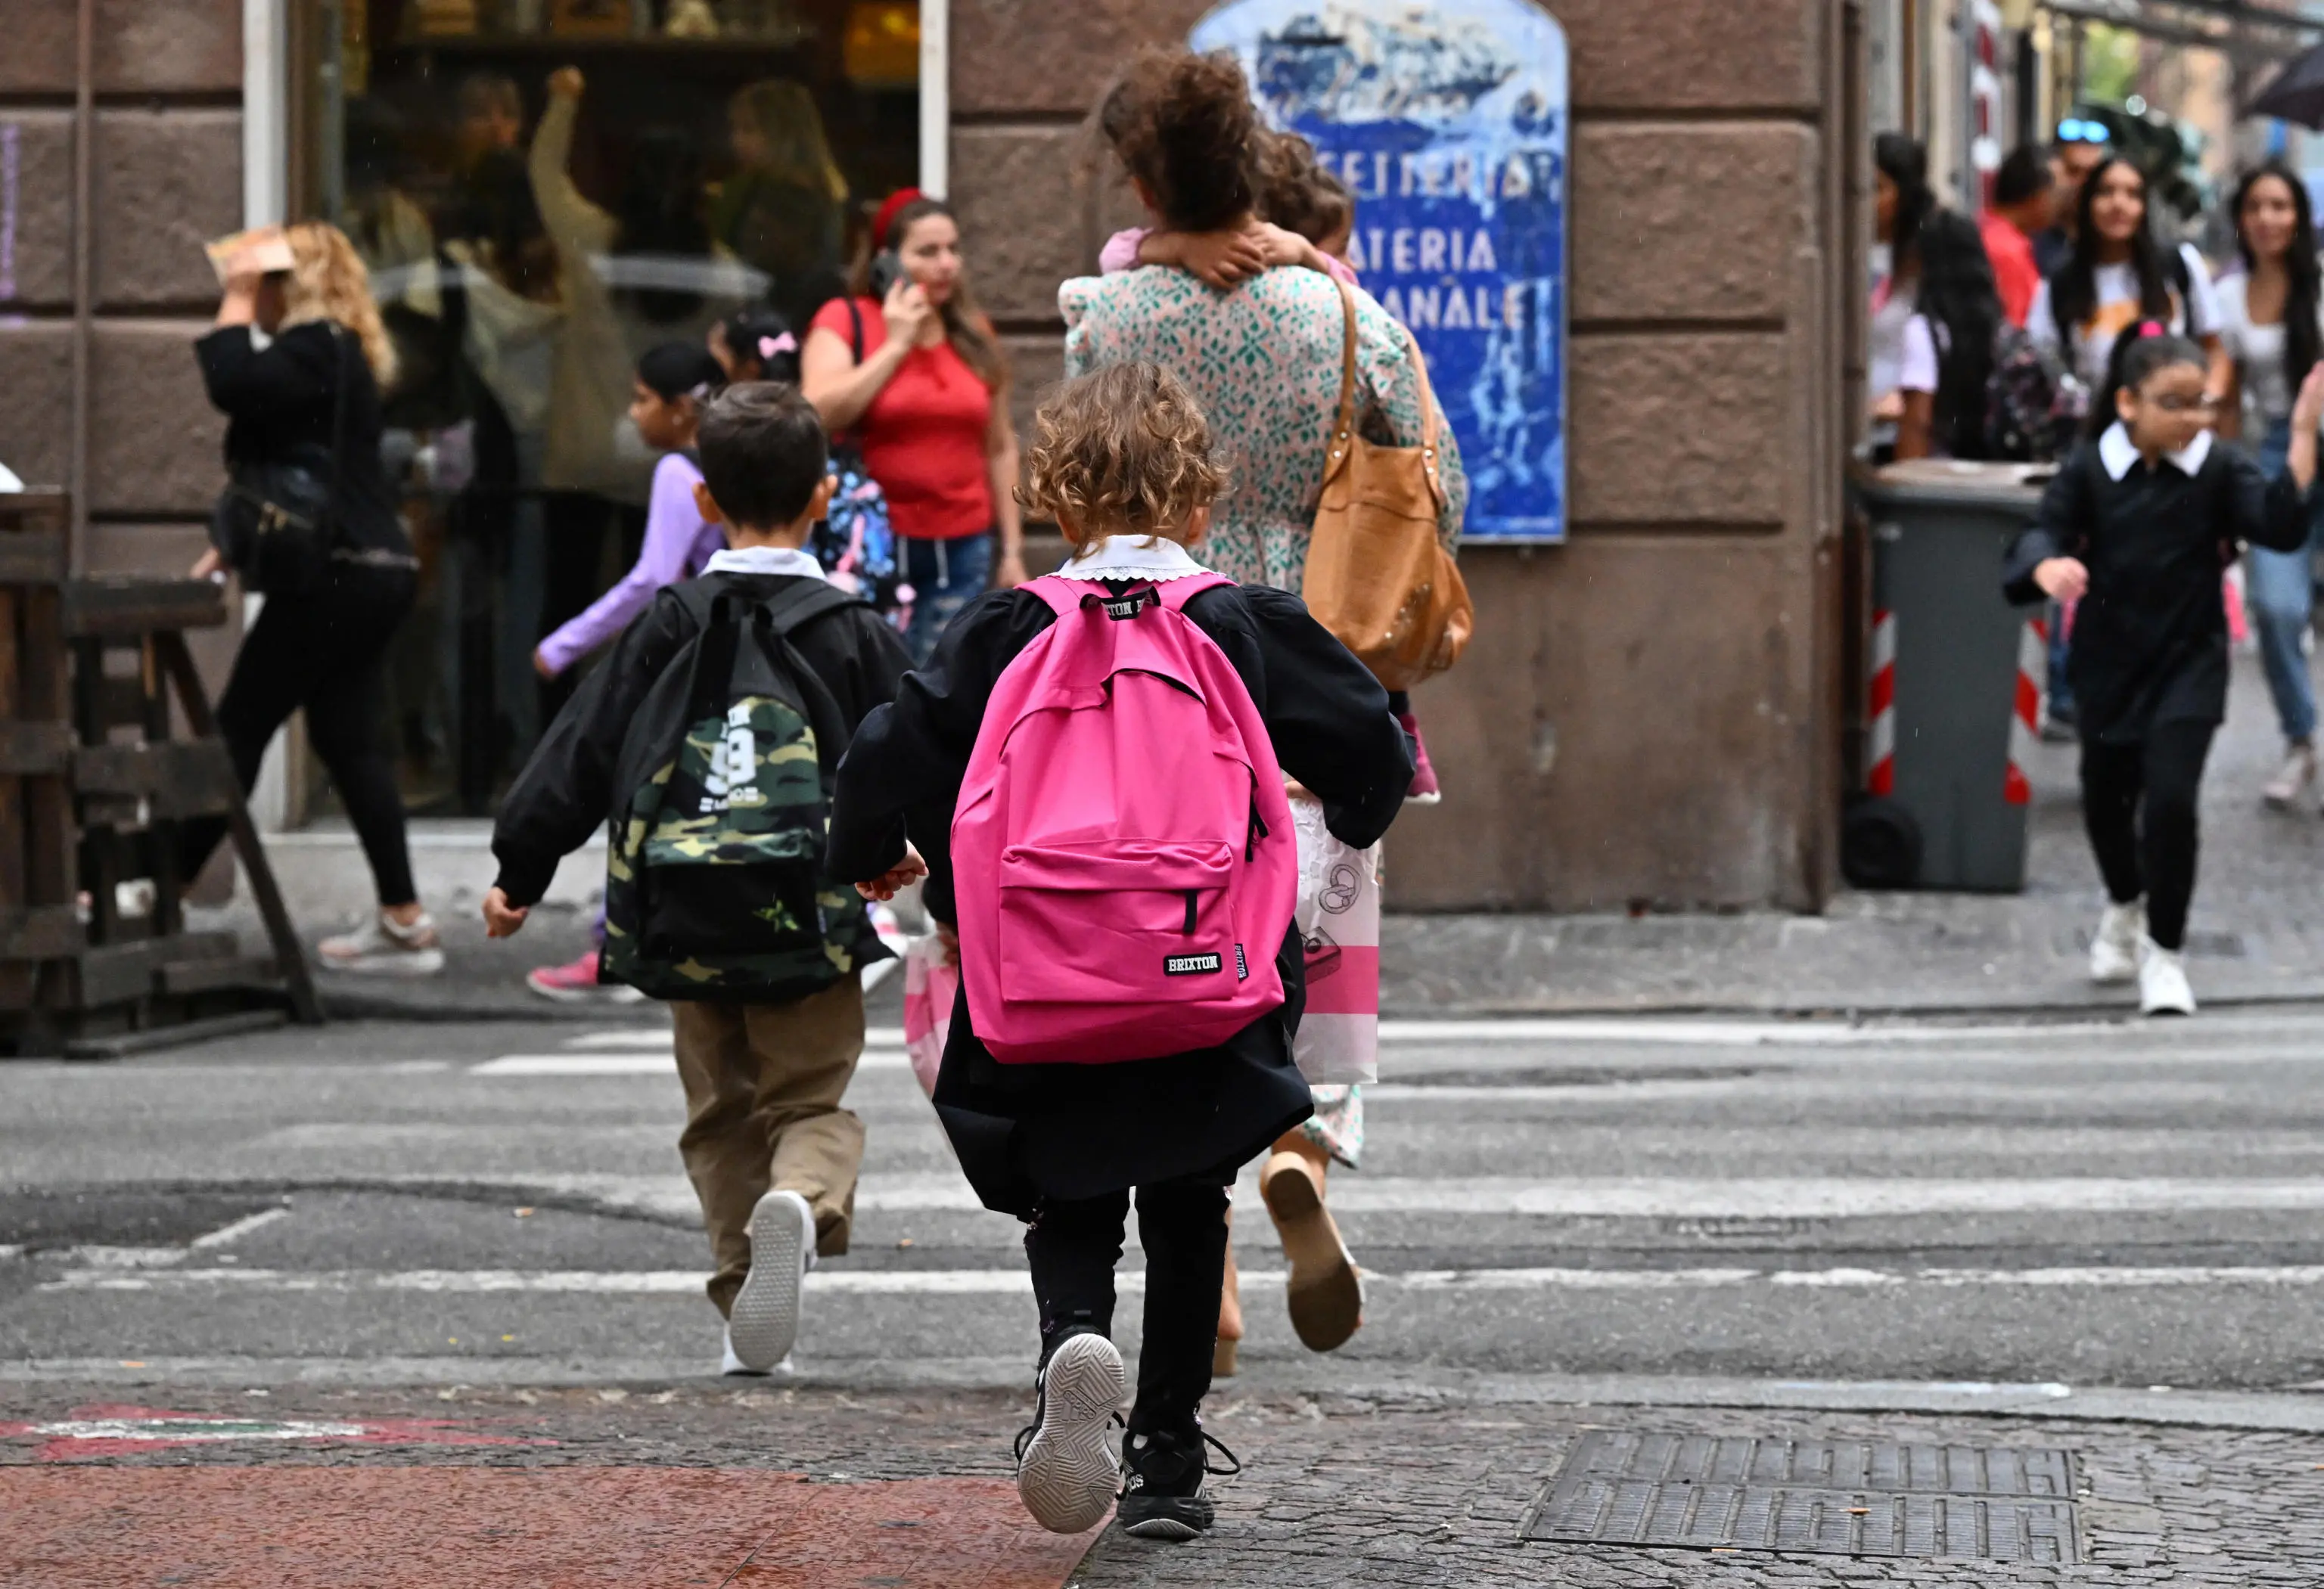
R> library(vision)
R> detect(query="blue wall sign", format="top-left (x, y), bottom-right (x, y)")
top-left (1192, 0), bottom-right (1570, 542)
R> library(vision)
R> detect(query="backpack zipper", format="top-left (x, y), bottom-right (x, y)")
top-left (1183, 890), bottom-right (1198, 933)
top-left (1245, 773), bottom-right (1269, 862)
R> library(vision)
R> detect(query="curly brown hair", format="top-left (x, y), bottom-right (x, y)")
top-left (1020, 363), bottom-right (1229, 548)
top-left (1098, 48), bottom-right (1258, 234)
top-left (1254, 130), bottom-right (1352, 245)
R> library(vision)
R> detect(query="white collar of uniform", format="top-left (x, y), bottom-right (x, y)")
top-left (1054, 535), bottom-right (1208, 582)
top-left (704, 545), bottom-right (825, 579)
top-left (2098, 421), bottom-right (2211, 481)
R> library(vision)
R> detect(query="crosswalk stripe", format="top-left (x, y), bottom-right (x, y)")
top-left (473, 1052), bottom-right (912, 1075)
top-left (39, 1263), bottom-right (2324, 1296)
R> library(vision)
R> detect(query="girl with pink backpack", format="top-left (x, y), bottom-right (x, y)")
top-left (832, 363), bottom-right (1413, 1542)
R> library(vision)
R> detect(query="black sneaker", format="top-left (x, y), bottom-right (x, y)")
top-left (1012, 1332), bottom-right (1126, 1533)
top-left (1116, 1424), bottom-right (1241, 1541)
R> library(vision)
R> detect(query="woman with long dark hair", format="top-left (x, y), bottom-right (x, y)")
top-left (2030, 154), bottom-right (2227, 394)
top-left (1894, 208), bottom-right (2004, 460)
top-left (800, 194), bottom-right (1025, 659)
top-left (2217, 161), bottom-right (2324, 808)
top-left (1870, 132), bottom-right (1936, 427)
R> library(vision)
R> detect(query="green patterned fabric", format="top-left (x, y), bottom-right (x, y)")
top-left (1061, 265), bottom-right (1467, 591)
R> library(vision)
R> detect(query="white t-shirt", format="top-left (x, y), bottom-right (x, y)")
top-left (2214, 268), bottom-right (2324, 429)
top-left (1869, 273), bottom-right (1916, 402)
top-left (1897, 313), bottom-right (1947, 395)
top-left (2027, 241), bottom-right (2221, 389)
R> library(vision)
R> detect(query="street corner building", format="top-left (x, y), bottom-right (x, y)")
top-left (0, 0), bottom-right (1858, 914)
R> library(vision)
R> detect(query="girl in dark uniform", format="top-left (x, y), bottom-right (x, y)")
top-left (830, 363), bottom-right (1412, 1540)
top-left (2006, 324), bottom-right (2324, 1013)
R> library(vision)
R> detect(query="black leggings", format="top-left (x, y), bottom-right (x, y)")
top-left (1024, 1175), bottom-right (1231, 1437)
top-left (181, 566), bottom-right (419, 907)
top-left (2080, 718), bottom-right (2217, 951)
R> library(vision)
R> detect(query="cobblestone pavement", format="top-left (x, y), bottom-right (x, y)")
top-left (4, 1383), bottom-right (2320, 1586)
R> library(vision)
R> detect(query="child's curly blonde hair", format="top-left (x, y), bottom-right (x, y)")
top-left (1018, 363), bottom-right (1229, 551)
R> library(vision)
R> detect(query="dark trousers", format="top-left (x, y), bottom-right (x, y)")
top-left (1024, 1175), bottom-right (1231, 1436)
top-left (182, 566), bottom-right (420, 906)
top-left (2080, 718), bottom-right (2217, 951)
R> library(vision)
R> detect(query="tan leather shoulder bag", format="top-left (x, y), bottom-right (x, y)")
top-left (1299, 276), bottom-right (1473, 691)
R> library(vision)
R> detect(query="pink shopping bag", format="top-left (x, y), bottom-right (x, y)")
top-left (900, 932), bottom-right (958, 1100)
top-left (1288, 793), bottom-right (1379, 1086)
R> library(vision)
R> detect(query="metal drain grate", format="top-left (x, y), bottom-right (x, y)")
top-left (1523, 1432), bottom-right (2080, 1563)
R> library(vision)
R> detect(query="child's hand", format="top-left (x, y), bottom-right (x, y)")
top-left (548, 67), bottom-right (584, 101)
top-left (2034, 556), bottom-right (2089, 603)
top-left (1148, 228), bottom-right (1266, 291)
top-left (1249, 222), bottom-right (1320, 273)
top-left (856, 844), bottom-right (928, 902)
top-left (533, 646), bottom-right (556, 681)
top-left (934, 921), bottom-right (958, 970)
top-left (483, 886), bottom-right (530, 939)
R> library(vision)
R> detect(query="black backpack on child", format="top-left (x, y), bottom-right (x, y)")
top-left (599, 578), bottom-right (885, 1002)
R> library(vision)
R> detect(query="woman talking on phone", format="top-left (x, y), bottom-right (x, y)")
top-left (802, 191), bottom-right (1024, 659)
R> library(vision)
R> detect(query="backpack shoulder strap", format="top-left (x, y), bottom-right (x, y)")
top-left (1154, 572), bottom-right (1236, 611)
top-left (1020, 574), bottom-right (1089, 617)
top-left (753, 574), bottom-right (865, 639)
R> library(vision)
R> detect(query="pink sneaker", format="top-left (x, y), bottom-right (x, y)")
top-left (1397, 711), bottom-right (1441, 804)
top-left (526, 948), bottom-right (642, 1004)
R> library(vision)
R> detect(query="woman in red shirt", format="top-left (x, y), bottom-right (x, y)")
top-left (803, 194), bottom-right (1025, 658)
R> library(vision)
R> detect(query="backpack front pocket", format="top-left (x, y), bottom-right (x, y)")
top-left (642, 861), bottom-right (825, 957)
top-left (995, 841), bottom-right (1241, 1005)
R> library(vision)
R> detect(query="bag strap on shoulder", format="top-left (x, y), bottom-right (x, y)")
top-left (1320, 277), bottom-right (1446, 508)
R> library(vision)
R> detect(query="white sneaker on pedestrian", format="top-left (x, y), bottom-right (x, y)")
top-left (2089, 900), bottom-right (2144, 985)
top-left (1013, 1332), bottom-right (1126, 1534)
top-left (720, 1324), bottom-right (782, 1376)
top-left (317, 911), bottom-right (445, 977)
top-left (2136, 936), bottom-right (2196, 1017)
top-left (726, 1189), bottom-right (815, 1372)
top-left (2262, 743), bottom-right (2317, 810)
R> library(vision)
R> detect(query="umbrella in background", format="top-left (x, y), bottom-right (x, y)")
top-left (2248, 42), bottom-right (2324, 129)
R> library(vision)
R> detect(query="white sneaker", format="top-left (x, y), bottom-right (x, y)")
top-left (720, 1324), bottom-right (781, 1376)
top-left (2263, 743), bottom-right (2318, 809)
top-left (2089, 900), bottom-right (2144, 985)
top-left (2137, 936), bottom-right (2196, 1016)
top-left (1014, 1332), bottom-right (1126, 1534)
top-left (317, 911), bottom-right (446, 977)
top-left (727, 1189), bottom-right (814, 1372)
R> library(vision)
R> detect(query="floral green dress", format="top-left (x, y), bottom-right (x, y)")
top-left (1061, 263), bottom-right (1467, 1167)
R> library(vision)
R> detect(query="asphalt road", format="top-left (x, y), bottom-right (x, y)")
top-left (6, 1004), bottom-right (2324, 1401)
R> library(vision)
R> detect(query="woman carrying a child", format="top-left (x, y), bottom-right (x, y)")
top-left (1065, 47), bottom-right (1467, 1370)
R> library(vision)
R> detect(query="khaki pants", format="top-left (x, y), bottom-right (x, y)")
top-left (672, 977), bottom-right (865, 1317)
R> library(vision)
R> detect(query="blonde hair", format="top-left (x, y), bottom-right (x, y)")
top-left (282, 221), bottom-right (397, 389)
top-left (1020, 363), bottom-right (1228, 549)
top-left (732, 80), bottom-right (849, 203)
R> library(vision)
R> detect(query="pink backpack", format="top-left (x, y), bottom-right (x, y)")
top-left (951, 573), bottom-right (1298, 1066)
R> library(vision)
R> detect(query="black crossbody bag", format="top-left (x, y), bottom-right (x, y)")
top-left (212, 326), bottom-right (353, 594)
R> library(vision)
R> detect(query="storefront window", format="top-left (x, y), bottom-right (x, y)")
top-left (303, 0), bottom-right (918, 815)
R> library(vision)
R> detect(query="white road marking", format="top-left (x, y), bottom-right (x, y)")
top-left (41, 1263), bottom-right (2324, 1296)
top-left (190, 1207), bottom-right (290, 1249)
top-left (473, 1051), bottom-right (910, 1075)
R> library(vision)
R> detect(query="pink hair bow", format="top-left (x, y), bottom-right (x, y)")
top-left (2136, 319), bottom-right (2165, 337)
top-left (759, 333), bottom-right (797, 358)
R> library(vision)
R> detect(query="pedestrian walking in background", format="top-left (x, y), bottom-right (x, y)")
top-left (1983, 145), bottom-right (2052, 328)
top-left (1891, 209), bottom-right (2005, 461)
top-left (2034, 117), bottom-right (2113, 278)
top-left (1870, 132), bottom-right (1937, 442)
top-left (2214, 162), bottom-right (2324, 812)
top-left (1066, 47), bottom-right (1467, 1373)
top-left (189, 222), bottom-right (438, 976)
top-left (2005, 326), bottom-right (2324, 1016)
top-left (524, 340), bottom-right (731, 1004)
top-left (484, 383), bottom-right (912, 1373)
top-left (707, 305), bottom-right (801, 386)
top-left (800, 193), bottom-right (1025, 660)
top-left (2030, 154), bottom-right (2229, 396)
top-left (830, 363), bottom-right (1413, 1541)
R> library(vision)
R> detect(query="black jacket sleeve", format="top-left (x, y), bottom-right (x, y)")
top-left (2223, 444), bottom-right (2317, 554)
top-left (194, 324), bottom-right (325, 421)
top-left (1233, 585), bottom-right (1415, 850)
top-left (2002, 447), bottom-right (2091, 606)
top-left (819, 609), bottom-right (916, 735)
top-left (490, 594), bottom-right (691, 908)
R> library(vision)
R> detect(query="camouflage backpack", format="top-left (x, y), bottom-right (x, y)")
top-left (600, 578), bottom-right (883, 1002)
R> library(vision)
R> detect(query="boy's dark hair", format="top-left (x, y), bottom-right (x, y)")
top-left (1994, 145), bottom-right (2052, 209)
top-left (697, 382), bottom-right (828, 528)
top-left (2090, 322), bottom-right (2206, 438)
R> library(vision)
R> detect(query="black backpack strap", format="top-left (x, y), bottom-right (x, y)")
top-left (747, 579), bottom-right (870, 765)
top-left (847, 297), bottom-right (865, 364)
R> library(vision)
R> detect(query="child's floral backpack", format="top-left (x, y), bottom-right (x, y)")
top-left (812, 463), bottom-right (900, 617)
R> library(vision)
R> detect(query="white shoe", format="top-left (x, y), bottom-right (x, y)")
top-left (2137, 936), bottom-right (2196, 1016)
top-left (1014, 1332), bottom-right (1126, 1534)
top-left (720, 1324), bottom-right (781, 1376)
top-left (727, 1189), bottom-right (814, 1372)
top-left (2263, 743), bottom-right (2317, 809)
top-left (318, 911), bottom-right (446, 977)
top-left (2089, 900), bottom-right (2144, 985)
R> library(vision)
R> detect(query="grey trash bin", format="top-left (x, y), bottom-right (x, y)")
top-left (1850, 459), bottom-right (2049, 892)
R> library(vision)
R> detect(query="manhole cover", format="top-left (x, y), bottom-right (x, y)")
top-left (1523, 1432), bottom-right (2079, 1563)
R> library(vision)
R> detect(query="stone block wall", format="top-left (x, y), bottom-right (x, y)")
top-left (0, 0), bottom-right (244, 573)
top-left (949, 0), bottom-right (1851, 910)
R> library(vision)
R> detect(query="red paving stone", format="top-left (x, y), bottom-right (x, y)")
top-left (0, 1467), bottom-right (1097, 1589)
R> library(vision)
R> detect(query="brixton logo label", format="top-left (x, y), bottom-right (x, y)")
top-left (1165, 952), bottom-right (1225, 977)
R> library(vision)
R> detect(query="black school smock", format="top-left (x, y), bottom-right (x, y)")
top-left (2003, 424), bottom-right (2316, 745)
top-left (825, 538), bottom-right (1415, 1218)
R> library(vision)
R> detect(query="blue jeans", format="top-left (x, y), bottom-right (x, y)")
top-left (901, 532), bottom-right (994, 664)
top-left (2251, 419), bottom-right (2320, 744)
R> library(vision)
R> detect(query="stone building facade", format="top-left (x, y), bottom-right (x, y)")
top-left (0, 0), bottom-right (1860, 913)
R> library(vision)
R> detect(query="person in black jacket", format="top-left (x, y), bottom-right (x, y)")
top-left (189, 222), bottom-right (437, 975)
top-left (830, 364), bottom-right (1412, 1542)
top-left (2005, 324), bottom-right (2324, 1014)
top-left (483, 383), bottom-right (911, 1376)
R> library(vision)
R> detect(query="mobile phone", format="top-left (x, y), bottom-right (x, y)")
top-left (867, 249), bottom-right (902, 300)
